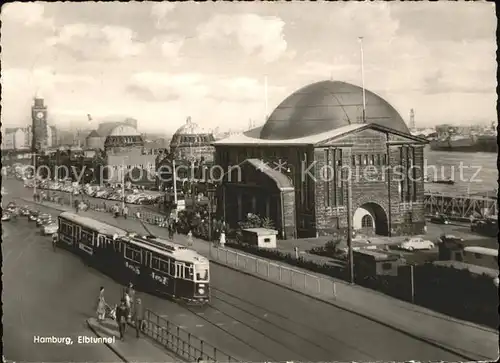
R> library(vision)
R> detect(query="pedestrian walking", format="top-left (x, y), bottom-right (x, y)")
top-left (168, 220), bottom-right (174, 240)
top-left (133, 298), bottom-right (145, 338)
top-left (113, 204), bottom-right (120, 218)
top-left (126, 282), bottom-right (135, 316)
top-left (96, 287), bottom-right (106, 321)
top-left (187, 230), bottom-right (193, 247)
top-left (219, 230), bottom-right (226, 247)
top-left (115, 299), bottom-right (129, 341)
top-left (123, 205), bottom-right (129, 219)
top-left (52, 233), bottom-right (58, 251)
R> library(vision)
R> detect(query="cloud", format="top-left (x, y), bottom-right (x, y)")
top-left (128, 72), bottom-right (209, 101)
top-left (1, 67), bottom-right (98, 125)
top-left (151, 2), bottom-right (177, 30)
top-left (149, 35), bottom-right (185, 59)
top-left (1, 2), bottom-right (54, 29)
top-left (46, 23), bottom-right (144, 60)
top-left (2, 67), bottom-right (96, 92)
top-left (297, 58), bottom-right (359, 79)
top-left (197, 14), bottom-right (291, 63)
top-left (127, 72), bottom-right (285, 105)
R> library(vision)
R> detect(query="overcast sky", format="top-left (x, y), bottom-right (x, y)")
top-left (1, 1), bottom-right (496, 133)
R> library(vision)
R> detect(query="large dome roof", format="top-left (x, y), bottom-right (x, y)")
top-left (108, 124), bottom-right (140, 136)
top-left (260, 80), bottom-right (409, 140)
top-left (173, 116), bottom-right (211, 136)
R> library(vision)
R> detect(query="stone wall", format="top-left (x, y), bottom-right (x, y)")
top-left (314, 128), bottom-right (426, 237)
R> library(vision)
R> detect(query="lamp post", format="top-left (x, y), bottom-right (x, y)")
top-left (358, 36), bottom-right (367, 123)
top-left (31, 152), bottom-right (41, 199)
top-left (207, 182), bottom-right (216, 243)
top-left (172, 158), bottom-right (178, 219)
top-left (346, 179), bottom-right (354, 284)
top-left (121, 156), bottom-right (129, 211)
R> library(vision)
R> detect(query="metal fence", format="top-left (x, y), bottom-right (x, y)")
top-left (143, 309), bottom-right (237, 362)
top-left (211, 247), bottom-right (337, 299)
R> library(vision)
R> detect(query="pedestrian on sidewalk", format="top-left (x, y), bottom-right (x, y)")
top-left (115, 299), bottom-right (129, 341)
top-left (123, 205), bottom-right (129, 219)
top-left (187, 230), bottom-right (193, 247)
top-left (168, 220), bottom-right (174, 240)
top-left (113, 204), bottom-right (120, 218)
top-left (52, 233), bottom-right (58, 251)
top-left (123, 285), bottom-right (134, 321)
top-left (133, 298), bottom-right (145, 338)
top-left (96, 287), bottom-right (106, 322)
top-left (219, 230), bottom-right (226, 247)
top-left (126, 282), bottom-right (135, 316)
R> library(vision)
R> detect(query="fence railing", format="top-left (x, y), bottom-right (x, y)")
top-left (210, 247), bottom-right (337, 299)
top-left (143, 309), bottom-right (237, 362)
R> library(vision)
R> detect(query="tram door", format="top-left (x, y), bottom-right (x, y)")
top-left (143, 251), bottom-right (151, 287)
top-left (175, 263), bottom-right (185, 278)
top-left (74, 226), bottom-right (81, 245)
top-left (175, 262), bottom-right (185, 297)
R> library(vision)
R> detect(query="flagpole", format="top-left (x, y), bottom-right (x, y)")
top-left (264, 75), bottom-right (269, 120)
top-left (358, 37), bottom-right (366, 123)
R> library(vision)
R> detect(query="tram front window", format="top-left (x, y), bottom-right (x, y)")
top-left (195, 264), bottom-right (209, 281)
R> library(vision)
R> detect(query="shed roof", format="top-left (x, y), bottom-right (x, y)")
top-left (463, 246), bottom-right (498, 257)
top-left (243, 228), bottom-right (278, 235)
top-left (433, 261), bottom-right (498, 277)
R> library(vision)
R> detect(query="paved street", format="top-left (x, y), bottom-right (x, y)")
top-left (2, 179), bottom-right (473, 361)
top-left (2, 217), bottom-right (124, 362)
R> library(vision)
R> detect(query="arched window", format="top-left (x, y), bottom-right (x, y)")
top-left (361, 215), bottom-right (373, 228)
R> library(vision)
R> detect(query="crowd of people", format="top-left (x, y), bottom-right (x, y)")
top-left (95, 283), bottom-right (145, 341)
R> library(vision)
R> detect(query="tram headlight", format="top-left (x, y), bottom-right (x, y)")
top-left (198, 288), bottom-right (205, 295)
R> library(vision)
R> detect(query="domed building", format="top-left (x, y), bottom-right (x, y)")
top-left (104, 124), bottom-right (144, 152)
top-left (170, 116), bottom-right (215, 161)
top-left (103, 123), bottom-right (155, 185)
top-left (213, 80), bottom-right (428, 239)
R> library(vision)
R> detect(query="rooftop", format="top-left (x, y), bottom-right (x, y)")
top-left (260, 80), bottom-right (410, 140)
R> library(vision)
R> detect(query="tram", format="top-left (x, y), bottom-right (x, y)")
top-left (57, 212), bottom-right (210, 304)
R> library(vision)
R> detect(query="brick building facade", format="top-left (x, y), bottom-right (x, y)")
top-left (213, 81), bottom-right (428, 239)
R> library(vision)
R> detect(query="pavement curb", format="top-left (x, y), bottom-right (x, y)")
top-left (86, 319), bottom-right (128, 363)
top-left (210, 260), bottom-right (493, 362)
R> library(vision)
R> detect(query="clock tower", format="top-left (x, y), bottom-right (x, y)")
top-left (31, 98), bottom-right (48, 152)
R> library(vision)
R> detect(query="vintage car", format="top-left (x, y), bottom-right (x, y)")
top-left (42, 222), bottom-right (58, 235)
top-left (400, 237), bottom-right (435, 251)
top-left (36, 214), bottom-right (53, 227)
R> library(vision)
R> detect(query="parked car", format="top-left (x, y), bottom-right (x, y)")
top-left (430, 214), bottom-right (450, 225)
top-left (20, 206), bottom-right (31, 216)
top-left (36, 214), bottom-right (52, 227)
top-left (29, 210), bottom-right (40, 221)
top-left (42, 222), bottom-right (58, 235)
top-left (2, 212), bottom-right (12, 221)
top-left (400, 237), bottom-right (435, 251)
top-left (6, 202), bottom-right (17, 213)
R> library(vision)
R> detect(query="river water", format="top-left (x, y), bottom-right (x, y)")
top-left (424, 146), bottom-right (497, 196)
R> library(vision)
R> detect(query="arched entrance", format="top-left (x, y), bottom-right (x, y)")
top-left (353, 202), bottom-right (389, 236)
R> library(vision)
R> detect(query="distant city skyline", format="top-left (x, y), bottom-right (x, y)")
top-left (1, 2), bottom-right (496, 133)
